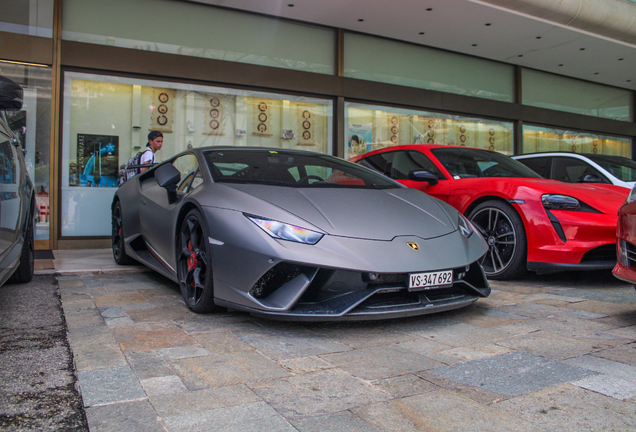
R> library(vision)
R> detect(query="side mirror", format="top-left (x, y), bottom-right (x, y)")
top-left (579, 174), bottom-right (602, 183)
top-left (0, 76), bottom-right (23, 111)
top-left (408, 170), bottom-right (439, 186)
top-left (155, 163), bottom-right (180, 203)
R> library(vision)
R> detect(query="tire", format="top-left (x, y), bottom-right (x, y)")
top-left (177, 209), bottom-right (219, 313)
top-left (468, 200), bottom-right (527, 280)
top-left (10, 204), bottom-right (35, 284)
top-left (112, 201), bottom-right (135, 265)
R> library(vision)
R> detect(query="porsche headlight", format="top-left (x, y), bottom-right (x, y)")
top-left (246, 214), bottom-right (323, 244)
top-left (458, 214), bottom-right (474, 238)
top-left (627, 185), bottom-right (636, 204)
top-left (541, 194), bottom-right (580, 211)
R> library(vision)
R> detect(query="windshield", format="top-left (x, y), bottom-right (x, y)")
top-left (431, 148), bottom-right (542, 179)
top-left (587, 155), bottom-right (636, 182)
top-left (204, 149), bottom-right (401, 189)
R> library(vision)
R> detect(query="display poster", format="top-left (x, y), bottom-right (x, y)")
top-left (76, 134), bottom-right (119, 187)
top-left (347, 123), bottom-right (373, 158)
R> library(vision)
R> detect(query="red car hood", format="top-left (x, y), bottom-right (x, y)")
top-left (464, 178), bottom-right (628, 214)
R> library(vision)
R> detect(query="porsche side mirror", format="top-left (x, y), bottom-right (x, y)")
top-left (580, 174), bottom-right (602, 183)
top-left (155, 163), bottom-right (180, 203)
top-left (408, 170), bottom-right (438, 185)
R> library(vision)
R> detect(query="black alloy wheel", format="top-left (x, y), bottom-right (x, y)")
top-left (468, 200), bottom-right (527, 280)
top-left (177, 209), bottom-right (218, 313)
top-left (112, 201), bottom-right (134, 265)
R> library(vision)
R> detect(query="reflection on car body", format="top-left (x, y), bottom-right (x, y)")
top-left (113, 147), bottom-right (490, 321)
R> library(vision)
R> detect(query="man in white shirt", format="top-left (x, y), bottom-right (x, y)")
top-left (141, 130), bottom-right (163, 172)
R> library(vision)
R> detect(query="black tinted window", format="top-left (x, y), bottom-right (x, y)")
top-left (552, 157), bottom-right (609, 183)
top-left (357, 152), bottom-right (393, 176)
top-left (432, 148), bottom-right (541, 179)
top-left (391, 151), bottom-right (445, 180)
top-left (205, 150), bottom-right (400, 189)
top-left (516, 157), bottom-right (549, 178)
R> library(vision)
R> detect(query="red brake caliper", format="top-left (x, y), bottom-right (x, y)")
top-left (187, 241), bottom-right (197, 287)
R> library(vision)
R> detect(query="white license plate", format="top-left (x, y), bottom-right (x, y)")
top-left (408, 270), bottom-right (453, 291)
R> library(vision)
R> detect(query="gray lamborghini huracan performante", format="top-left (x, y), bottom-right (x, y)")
top-left (112, 147), bottom-right (490, 321)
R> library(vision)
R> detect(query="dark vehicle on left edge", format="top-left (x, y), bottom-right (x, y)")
top-left (112, 147), bottom-right (490, 321)
top-left (0, 76), bottom-right (35, 286)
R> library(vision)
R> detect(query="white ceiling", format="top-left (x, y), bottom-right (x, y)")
top-left (194, 0), bottom-right (636, 91)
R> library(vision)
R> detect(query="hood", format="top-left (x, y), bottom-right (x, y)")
top-left (214, 184), bottom-right (457, 241)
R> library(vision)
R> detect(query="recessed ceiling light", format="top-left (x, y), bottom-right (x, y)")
top-left (472, 44), bottom-right (478, 47)
top-left (536, 36), bottom-right (542, 39)
top-left (580, 48), bottom-right (586, 51)
top-left (594, 72), bottom-right (599, 75)
top-left (358, 18), bottom-right (364, 22)
top-left (485, 23), bottom-right (491, 26)
top-left (426, 8), bottom-right (433, 11)
top-left (419, 32), bottom-right (425, 35)
top-left (619, 58), bottom-right (624, 61)
top-left (518, 55), bottom-right (523, 57)
top-left (558, 64), bottom-right (564, 67)
top-left (287, 3), bottom-right (294, 6)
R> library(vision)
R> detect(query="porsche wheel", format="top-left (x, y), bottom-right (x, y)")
top-left (468, 200), bottom-right (527, 280)
top-left (112, 201), bottom-right (134, 265)
top-left (177, 209), bottom-right (218, 313)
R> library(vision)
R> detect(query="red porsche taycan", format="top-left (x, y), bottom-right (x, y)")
top-left (352, 145), bottom-right (628, 280)
top-left (613, 187), bottom-right (636, 290)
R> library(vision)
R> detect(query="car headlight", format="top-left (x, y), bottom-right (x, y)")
top-left (458, 214), bottom-right (474, 238)
top-left (246, 214), bottom-right (324, 244)
top-left (541, 194), bottom-right (580, 211)
top-left (627, 186), bottom-right (636, 204)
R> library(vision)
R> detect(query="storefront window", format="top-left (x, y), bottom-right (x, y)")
top-left (0, 61), bottom-right (52, 241)
top-left (62, 0), bottom-right (335, 75)
top-left (522, 69), bottom-right (633, 122)
top-left (61, 72), bottom-right (333, 237)
top-left (344, 33), bottom-right (514, 102)
top-left (522, 125), bottom-right (632, 157)
top-left (0, 0), bottom-right (53, 37)
top-left (345, 102), bottom-right (513, 159)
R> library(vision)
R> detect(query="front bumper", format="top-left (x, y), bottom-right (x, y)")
top-left (217, 260), bottom-right (490, 321)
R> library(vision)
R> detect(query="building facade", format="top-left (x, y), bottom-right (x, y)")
top-left (1, 0), bottom-right (635, 250)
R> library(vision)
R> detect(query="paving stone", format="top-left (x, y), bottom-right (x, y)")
top-left (320, 345), bottom-right (445, 380)
top-left (62, 299), bottom-right (99, 315)
top-left (64, 309), bottom-right (106, 329)
top-left (573, 374), bottom-right (636, 400)
top-left (57, 279), bottom-right (86, 288)
top-left (248, 369), bottom-right (391, 420)
top-left (60, 292), bottom-right (94, 303)
top-left (278, 355), bottom-right (335, 374)
top-left (84, 399), bottom-right (165, 432)
top-left (494, 330), bottom-right (613, 360)
top-left (67, 328), bottom-right (127, 372)
top-left (150, 384), bottom-right (260, 418)
top-left (310, 323), bottom-right (417, 349)
top-left (531, 293), bottom-right (586, 303)
top-left (77, 366), bottom-right (146, 406)
top-left (126, 305), bottom-right (194, 323)
top-left (427, 352), bottom-right (596, 397)
top-left (521, 315), bottom-right (615, 337)
top-left (603, 325), bottom-right (636, 339)
top-left (495, 302), bottom-right (570, 320)
top-left (125, 350), bottom-right (177, 380)
top-left (94, 293), bottom-right (147, 307)
top-left (401, 321), bottom-right (515, 348)
top-left (235, 326), bottom-right (352, 361)
top-left (555, 287), bottom-right (636, 304)
top-left (173, 314), bottom-right (253, 334)
top-left (396, 337), bottom-right (455, 358)
top-left (98, 305), bottom-right (128, 318)
top-left (372, 373), bottom-right (438, 398)
top-left (162, 400), bottom-right (296, 432)
top-left (352, 401), bottom-right (419, 432)
top-left (565, 300), bottom-right (636, 316)
top-left (171, 350), bottom-right (290, 390)
top-left (424, 342), bottom-right (513, 365)
top-left (390, 390), bottom-right (541, 431)
top-left (290, 410), bottom-right (380, 432)
top-left (561, 309), bottom-right (609, 320)
top-left (140, 375), bottom-right (188, 397)
top-left (494, 384), bottom-right (636, 431)
top-left (563, 354), bottom-right (636, 383)
top-left (192, 329), bottom-right (262, 354)
top-left (416, 372), bottom-right (509, 404)
top-left (120, 302), bottom-right (156, 311)
top-left (592, 343), bottom-right (636, 366)
top-left (111, 321), bottom-right (197, 353)
top-left (157, 345), bottom-right (210, 361)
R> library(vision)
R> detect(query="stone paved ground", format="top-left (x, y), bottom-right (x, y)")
top-left (58, 270), bottom-right (636, 432)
